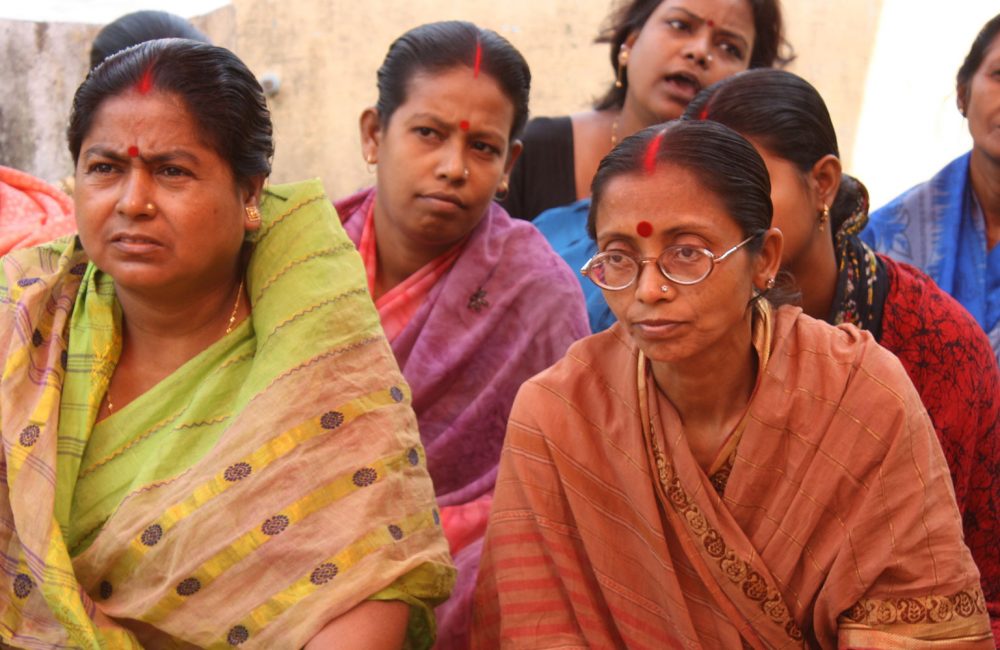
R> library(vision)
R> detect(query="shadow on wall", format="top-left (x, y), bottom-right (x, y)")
top-left (0, 6), bottom-right (235, 184)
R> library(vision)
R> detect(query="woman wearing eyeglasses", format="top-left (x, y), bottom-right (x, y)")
top-left (473, 120), bottom-right (992, 648)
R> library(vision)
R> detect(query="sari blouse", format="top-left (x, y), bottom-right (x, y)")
top-left (474, 306), bottom-right (991, 648)
top-left (0, 180), bottom-right (454, 648)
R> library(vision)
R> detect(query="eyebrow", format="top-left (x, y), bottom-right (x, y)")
top-left (81, 146), bottom-right (200, 165)
top-left (407, 112), bottom-right (506, 142)
top-left (597, 221), bottom-right (716, 245)
top-left (666, 6), bottom-right (751, 51)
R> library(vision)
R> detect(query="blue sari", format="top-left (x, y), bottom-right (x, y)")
top-left (862, 153), bottom-right (1000, 362)
top-left (533, 198), bottom-right (615, 332)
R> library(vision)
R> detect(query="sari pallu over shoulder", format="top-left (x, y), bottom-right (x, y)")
top-left (335, 187), bottom-right (589, 508)
top-left (336, 187), bottom-right (589, 649)
top-left (474, 306), bottom-right (992, 649)
top-left (0, 180), bottom-right (455, 649)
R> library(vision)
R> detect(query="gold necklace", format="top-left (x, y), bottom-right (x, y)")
top-left (104, 278), bottom-right (245, 414)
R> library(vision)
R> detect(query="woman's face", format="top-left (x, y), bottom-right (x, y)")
top-left (623, 0), bottom-right (755, 125)
top-left (753, 143), bottom-right (819, 268)
top-left (75, 90), bottom-right (258, 298)
top-left (964, 33), bottom-right (1000, 163)
top-left (362, 66), bottom-right (520, 252)
top-left (594, 164), bottom-right (779, 365)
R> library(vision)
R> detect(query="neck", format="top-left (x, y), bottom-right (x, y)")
top-left (619, 99), bottom-right (674, 141)
top-left (371, 198), bottom-right (448, 299)
top-left (969, 148), bottom-right (1000, 248)
top-left (650, 318), bottom-right (757, 429)
top-left (787, 233), bottom-right (840, 321)
top-left (116, 271), bottom-right (246, 370)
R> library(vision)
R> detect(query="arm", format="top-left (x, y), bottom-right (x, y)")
top-left (305, 600), bottom-right (409, 650)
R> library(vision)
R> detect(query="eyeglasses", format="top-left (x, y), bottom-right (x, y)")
top-left (580, 234), bottom-right (758, 290)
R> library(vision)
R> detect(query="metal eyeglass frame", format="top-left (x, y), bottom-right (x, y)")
top-left (580, 233), bottom-right (758, 290)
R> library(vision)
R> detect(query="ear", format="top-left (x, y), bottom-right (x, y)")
top-left (241, 174), bottom-right (266, 232)
top-left (504, 139), bottom-right (523, 176)
top-left (956, 83), bottom-right (969, 117)
top-left (752, 227), bottom-right (784, 293)
top-left (809, 154), bottom-right (842, 211)
top-left (360, 107), bottom-right (383, 163)
top-left (621, 32), bottom-right (638, 62)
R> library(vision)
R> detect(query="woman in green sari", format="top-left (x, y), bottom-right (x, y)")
top-left (0, 39), bottom-right (453, 649)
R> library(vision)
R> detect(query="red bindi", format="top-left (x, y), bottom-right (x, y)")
top-left (473, 40), bottom-right (483, 78)
top-left (459, 120), bottom-right (470, 132)
top-left (706, 19), bottom-right (715, 27)
top-left (636, 221), bottom-right (653, 238)
top-left (127, 145), bottom-right (139, 158)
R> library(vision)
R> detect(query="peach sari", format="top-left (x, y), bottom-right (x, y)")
top-left (474, 305), bottom-right (991, 648)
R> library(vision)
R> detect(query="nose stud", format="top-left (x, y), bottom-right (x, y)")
top-left (463, 168), bottom-right (470, 179)
top-left (145, 203), bottom-right (156, 213)
top-left (660, 285), bottom-right (669, 293)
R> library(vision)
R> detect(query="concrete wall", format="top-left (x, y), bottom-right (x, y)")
top-left (1, 0), bottom-right (882, 199)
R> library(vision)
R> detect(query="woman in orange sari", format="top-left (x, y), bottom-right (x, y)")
top-left (473, 120), bottom-right (992, 648)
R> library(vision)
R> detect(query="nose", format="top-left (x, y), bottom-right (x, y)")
top-left (633, 259), bottom-right (671, 304)
top-left (683, 30), bottom-right (713, 68)
top-left (435, 137), bottom-right (468, 184)
top-left (116, 167), bottom-right (156, 219)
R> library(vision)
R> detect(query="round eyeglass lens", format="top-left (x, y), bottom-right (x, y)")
top-left (592, 252), bottom-right (638, 289)
top-left (661, 247), bottom-right (713, 284)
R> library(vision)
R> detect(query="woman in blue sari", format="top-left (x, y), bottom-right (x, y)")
top-left (863, 13), bottom-right (1000, 362)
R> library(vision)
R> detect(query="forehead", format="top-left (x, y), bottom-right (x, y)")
top-left (395, 66), bottom-right (515, 133)
top-left (651, 0), bottom-right (755, 34)
top-left (83, 90), bottom-right (208, 149)
top-left (979, 32), bottom-right (1000, 69)
top-left (596, 165), bottom-right (740, 238)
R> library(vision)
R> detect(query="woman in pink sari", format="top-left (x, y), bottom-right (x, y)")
top-left (334, 21), bottom-right (589, 648)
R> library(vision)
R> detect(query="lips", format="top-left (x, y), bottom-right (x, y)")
top-left (110, 231), bottom-right (164, 253)
top-left (631, 318), bottom-right (686, 339)
top-left (419, 191), bottom-right (466, 210)
top-left (661, 72), bottom-right (702, 103)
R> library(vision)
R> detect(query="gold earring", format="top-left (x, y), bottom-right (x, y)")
top-left (495, 179), bottom-right (509, 200)
top-left (818, 204), bottom-right (830, 231)
top-left (766, 277), bottom-right (776, 289)
top-left (365, 154), bottom-right (377, 174)
top-left (615, 47), bottom-right (629, 88)
top-left (246, 205), bottom-right (261, 224)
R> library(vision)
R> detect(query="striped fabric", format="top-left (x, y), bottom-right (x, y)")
top-left (0, 180), bottom-right (454, 648)
top-left (474, 306), bottom-right (992, 649)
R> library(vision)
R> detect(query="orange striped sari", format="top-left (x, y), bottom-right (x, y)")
top-left (474, 305), bottom-right (992, 648)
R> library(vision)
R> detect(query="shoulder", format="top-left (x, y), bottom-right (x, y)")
top-left (519, 115), bottom-right (573, 146)
top-left (510, 325), bottom-right (636, 428)
top-left (869, 153), bottom-right (970, 225)
top-left (881, 255), bottom-right (999, 382)
top-left (770, 306), bottom-right (917, 408)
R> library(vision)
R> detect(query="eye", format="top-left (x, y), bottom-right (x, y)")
top-left (666, 18), bottom-right (691, 32)
top-left (718, 41), bottom-right (744, 60)
top-left (414, 126), bottom-right (439, 139)
top-left (672, 246), bottom-right (704, 263)
top-left (160, 166), bottom-right (190, 178)
top-left (471, 140), bottom-right (502, 156)
top-left (86, 162), bottom-right (117, 175)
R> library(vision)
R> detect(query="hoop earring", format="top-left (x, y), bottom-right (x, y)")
top-left (818, 204), bottom-right (830, 231)
top-left (245, 205), bottom-right (261, 224)
top-left (495, 179), bottom-right (509, 201)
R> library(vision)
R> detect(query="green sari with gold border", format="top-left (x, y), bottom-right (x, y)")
top-left (0, 180), bottom-right (454, 648)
